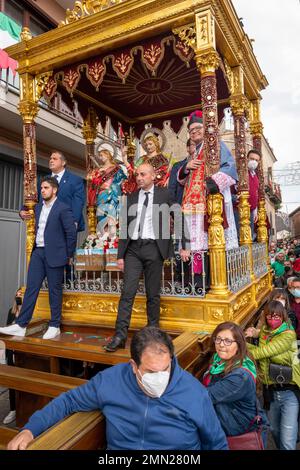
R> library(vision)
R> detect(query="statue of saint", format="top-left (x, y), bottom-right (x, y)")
top-left (87, 147), bottom-right (127, 238)
top-left (121, 134), bottom-right (170, 193)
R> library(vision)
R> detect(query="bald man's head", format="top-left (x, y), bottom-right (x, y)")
top-left (136, 163), bottom-right (155, 190)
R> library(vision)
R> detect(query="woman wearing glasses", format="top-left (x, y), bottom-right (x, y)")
top-left (246, 300), bottom-right (300, 450)
top-left (202, 322), bottom-right (267, 446)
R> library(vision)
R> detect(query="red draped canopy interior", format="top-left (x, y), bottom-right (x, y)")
top-left (43, 33), bottom-right (230, 137)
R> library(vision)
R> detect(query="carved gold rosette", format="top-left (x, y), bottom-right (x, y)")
top-left (207, 194), bottom-right (230, 296)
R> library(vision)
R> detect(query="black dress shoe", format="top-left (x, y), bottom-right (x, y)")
top-left (103, 336), bottom-right (126, 352)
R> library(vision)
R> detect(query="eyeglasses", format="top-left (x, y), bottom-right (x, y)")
top-left (214, 336), bottom-right (237, 346)
top-left (189, 126), bottom-right (203, 134)
top-left (266, 314), bottom-right (281, 320)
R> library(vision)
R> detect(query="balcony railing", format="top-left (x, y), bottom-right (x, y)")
top-left (226, 246), bottom-right (251, 293)
top-left (41, 252), bottom-right (207, 298)
top-left (252, 242), bottom-right (268, 278)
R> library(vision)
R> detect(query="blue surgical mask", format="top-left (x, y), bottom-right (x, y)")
top-left (290, 289), bottom-right (300, 298)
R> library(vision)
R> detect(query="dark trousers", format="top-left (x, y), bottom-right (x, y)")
top-left (115, 240), bottom-right (164, 339)
top-left (16, 248), bottom-right (64, 328)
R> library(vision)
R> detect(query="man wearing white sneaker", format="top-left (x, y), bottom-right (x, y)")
top-left (0, 177), bottom-right (77, 340)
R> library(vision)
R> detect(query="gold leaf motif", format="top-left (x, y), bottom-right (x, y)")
top-left (61, 0), bottom-right (124, 26)
top-left (173, 24), bottom-right (196, 51)
top-left (211, 308), bottom-right (224, 320)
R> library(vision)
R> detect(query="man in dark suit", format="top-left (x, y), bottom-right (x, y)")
top-left (0, 177), bottom-right (77, 340)
top-left (20, 150), bottom-right (85, 232)
top-left (104, 163), bottom-right (190, 352)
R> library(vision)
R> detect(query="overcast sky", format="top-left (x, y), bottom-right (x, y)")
top-left (233, 0), bottom-right (300, 213)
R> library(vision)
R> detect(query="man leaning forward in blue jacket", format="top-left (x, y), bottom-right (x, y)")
top-left (7, 327), bottom-right (228, 450)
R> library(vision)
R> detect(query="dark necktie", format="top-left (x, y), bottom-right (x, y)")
top-left (138, 191), bottom-right (150, 238)
top-left (53, 174), bottom-right (59, 184)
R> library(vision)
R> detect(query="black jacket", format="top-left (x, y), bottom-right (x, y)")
top-left (118, 187), bottom-right (189, 260)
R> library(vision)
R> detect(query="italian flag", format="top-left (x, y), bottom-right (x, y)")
top-left (0, 12), bottom-right (20, 75)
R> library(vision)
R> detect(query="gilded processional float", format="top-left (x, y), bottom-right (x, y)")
top-left (6, 0), bottom-right (272, 335)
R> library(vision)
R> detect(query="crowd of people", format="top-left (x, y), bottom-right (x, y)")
top-left (5, 291), bottom-right (300, 450)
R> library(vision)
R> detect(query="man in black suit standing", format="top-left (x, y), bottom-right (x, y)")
top-left (104, 163), bottom-right (190, 352)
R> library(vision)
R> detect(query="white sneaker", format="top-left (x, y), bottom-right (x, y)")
top-left (3, 410), bottom-right (16, 425)
top-left (42, 327), bottom-right (60, 340)
top-left (0, 324), bottom-right (26, 337)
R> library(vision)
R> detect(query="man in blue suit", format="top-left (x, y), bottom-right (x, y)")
top-left (0, 177), bottom-right (77, 340)
top-left (20, 150), bottom-right (85, 232)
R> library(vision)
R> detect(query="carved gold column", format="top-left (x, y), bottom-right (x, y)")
top-left (229, 67), bottom-right (254, 279)
top-left (18, 28), bottom-right (52, 266)
top-left (174, 9), bottom-right (229, 295)
top-left (82, 107), bottom-right (98, 235)
top-left (196, 10), bottom-right (228, 294)
top-left (18, 75), bottom-right (38, 265)
top-left (250, 99), bottom-right (268, 251)
top-left (206, 194), bottom-right (230, 296)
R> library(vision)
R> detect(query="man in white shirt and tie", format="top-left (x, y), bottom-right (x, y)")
top-left (104, 163), bottom-right (190, 352)
top-left (0, 177), bottom-right (77, 340)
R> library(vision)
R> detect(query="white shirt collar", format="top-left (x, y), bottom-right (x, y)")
top-left (51, 169), bottom-right (65, 179)
top-left (141, 185), bottom-right (154, 196)
top-left (42, 197), bottom-right (57, 208)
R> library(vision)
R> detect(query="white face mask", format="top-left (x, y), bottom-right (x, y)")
top-left (137, 369), bottom-right (170, 398)
top-left (248, 160), bottom-right (259, 171)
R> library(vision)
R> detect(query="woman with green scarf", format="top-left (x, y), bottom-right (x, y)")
top-left (202, 322), bottom-right (268, 446)
top-left (246, 300), bottom-right (300, 450)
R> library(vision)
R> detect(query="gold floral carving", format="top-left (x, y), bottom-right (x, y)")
top-left (20, 27), bottom-right (32, 41)
top-left (207, 193), bottom-right (225, 246)
top-left (250, 99), bottom-right (261, 124)
top-left (87, 206), bottom-right (97, 235)
top-left (232, 66), bottom-right (244, 95)
top-left (172, 24), bottom-right (196, 51)
top-left (35, 72), bottom-right (53, 102)
top-left (195, 9), bottom-right (216, 50)
top-left (19, 72), bottom-right (52, 123)
top-left (223, 58), bottom-right (234, 95)
top-left (82, 107), bottom-right (98, 144)
top-left (211, 308), bottom-right (224, 321)
top-left (195, 49), bottom-right (220, 75)
top-left (230, 94), bottom-right (250, 117)
top-left (238, 191), bottom-right (252, 245)
top-left (257, 200), bottom-right (268, 244)
top-left (25, 201), bottom-right (36, 267)
top-left (232, 292), bottom-right (252, 317)
top-left (18, 101), bottom-right (38, 124)
top-left (249, 121), bottom-right (263, 137)
top-left (207, 194), bottom-right (229, 296)
top-left (61, 0), bottom-right (124, 26)
top-left (256, 277), bottom-right (268, 296)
